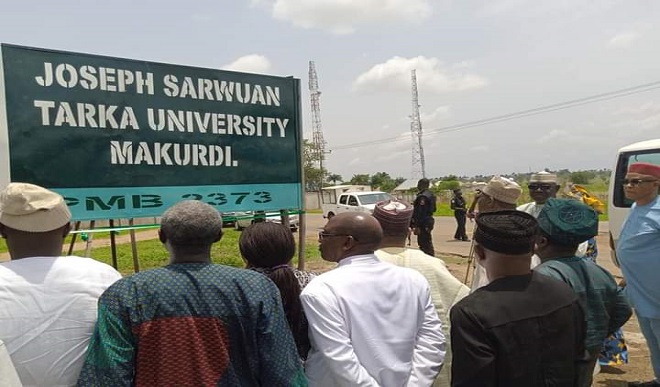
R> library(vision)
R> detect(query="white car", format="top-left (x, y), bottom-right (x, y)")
top-left (234, 211), bottom-right (299, 232)
top-left (322, 191), bottom-right (392, 219)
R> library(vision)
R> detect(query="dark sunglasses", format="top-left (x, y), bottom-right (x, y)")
top-left (528, 184), bottom-right (554, 191)
top-left (318, 231), bottom-right (351, 241)
top-left (621, 178), bottom-right (658, 187)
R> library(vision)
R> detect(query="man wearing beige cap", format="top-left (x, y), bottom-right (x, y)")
top-left (0, 182), bottom-right (121, 386)
top-left (373, 199), bottom-right (469, 387)
top-left (468, 176), bottom-right (522, 290)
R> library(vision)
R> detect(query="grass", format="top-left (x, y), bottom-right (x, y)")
top-left (66, 229), bottom-right (326, 276)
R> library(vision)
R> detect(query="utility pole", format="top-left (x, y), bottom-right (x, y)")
top-left (410, 69), bottom-right (426, 179)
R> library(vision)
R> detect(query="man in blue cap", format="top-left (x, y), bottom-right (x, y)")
top-left (534, 198), bottom-right (632, 387)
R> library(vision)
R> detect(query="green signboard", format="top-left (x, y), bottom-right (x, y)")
top-left (0, 44), bottom-right (303, 220)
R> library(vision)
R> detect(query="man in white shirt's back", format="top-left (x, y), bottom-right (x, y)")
top-left (301, 212), bottom-right (445, 386)
top-left (0, 183), bottom-right (121, 386)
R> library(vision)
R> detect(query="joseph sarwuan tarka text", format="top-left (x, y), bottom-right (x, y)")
top-left (30, 62), bottom-right (291, 167)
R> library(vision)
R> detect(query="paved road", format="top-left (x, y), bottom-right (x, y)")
top-left (1, 214), bottom-right (620, 279)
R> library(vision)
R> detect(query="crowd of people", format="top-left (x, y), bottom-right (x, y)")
top-left (0, 160), bottom-right (658, 386)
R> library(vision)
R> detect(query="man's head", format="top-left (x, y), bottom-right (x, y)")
top-left (318, 212), bottom-right (383, 263)
top-left (453, 189), bottom-right (462, 196)
top-left (0, 183), bottom-right (72, 260)
top-left (417, 178), bottom-right (430, 191)
top-left (528, 171), bottom-right (559, 205)
top-left (478, 176), bottom-right (522, 213)
top-left (624, 162), bottom-right (660, 205)
top-left (372, 200), bottom-right (413, 247)
top-left (473, 210), bottom-right (538, 280)
top-left (535, 198), bottom-right (598, 259)
top-left (159, 200), bottom-right (223, 262)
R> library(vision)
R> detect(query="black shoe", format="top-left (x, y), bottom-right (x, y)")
top-left (629, 381), bottom-right (660, 386)
top-left (462, 238), bottom-right (470, 242)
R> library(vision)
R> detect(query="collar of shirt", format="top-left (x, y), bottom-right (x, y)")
top-left (338, 253), bottom-right (379, 267)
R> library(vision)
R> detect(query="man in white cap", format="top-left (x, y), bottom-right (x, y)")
top-left (0, 182), bottom-right (121, 386)
top-left (373, 199), bottom-right (469, 387)
top-left (517, 171), bottom-right (560, 217)
top-left (468, 176), bottom-right (523, 290)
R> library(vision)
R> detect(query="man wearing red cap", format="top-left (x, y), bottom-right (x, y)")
top-left (616, 162), bottom-right (660, 387)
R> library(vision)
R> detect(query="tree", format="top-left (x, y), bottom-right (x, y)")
top-left (350, 174), bottom-right (370, 185)
top-left (570, 171), bottom-right (595, 185)
top-left (326, 173), bottom-right (343, 185)
top-left (303, 139), bottom-right (325, 191)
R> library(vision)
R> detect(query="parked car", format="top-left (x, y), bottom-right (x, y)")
top-left (234, 211), bottom-right (299, 232)
top-left (321, 191), bottom-right (392, 219)
top-left (221, 212), bottom-right (237, 227)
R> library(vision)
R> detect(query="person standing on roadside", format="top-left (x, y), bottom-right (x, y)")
top-left (616, 162), bottom-right (660, 387)
top-left (451, 189), bottom-right (469, 241)
top-left (412, 178), bottom-right (437, 256)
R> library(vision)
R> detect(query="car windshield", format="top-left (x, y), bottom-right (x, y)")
top-left (358, 193), bottom-right (392, 205)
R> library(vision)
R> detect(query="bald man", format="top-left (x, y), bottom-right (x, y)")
top-left (301, 212), bottom-right (445, 386)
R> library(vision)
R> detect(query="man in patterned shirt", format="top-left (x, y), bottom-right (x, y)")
top-left (77, 200), bottom-right (307, 386)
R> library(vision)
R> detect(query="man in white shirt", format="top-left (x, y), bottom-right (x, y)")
top-left (301, 212), bottom-right (445, 386)
top-left (372, 200), bottom-right (468, 387)
top-left (517, 171), bottom-right (559, 217)
top-left (0, 183), bottom-right (122, 386)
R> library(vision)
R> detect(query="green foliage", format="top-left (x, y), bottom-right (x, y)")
top-left (326, 173), bottom-right (343, 185)
top-left (350, 174), bottom-right (370, 185)
top-left (570, 171), bottom-right (596, 184)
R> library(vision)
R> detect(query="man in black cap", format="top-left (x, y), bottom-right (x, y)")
top-left (534, 198), bottom-right (631, 387)
top-left (412, 178), bottom-right (437, 256)
top-left (450, 210), bottom-right (586, 386)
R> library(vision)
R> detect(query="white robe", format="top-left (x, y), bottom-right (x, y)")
top-left (301, 254), bottom-right (446, 387)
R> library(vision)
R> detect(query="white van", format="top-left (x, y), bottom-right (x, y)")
top-left (321, 191), bottom-right (392, 219)
top-left (608, 139), bottom-right (660, 266)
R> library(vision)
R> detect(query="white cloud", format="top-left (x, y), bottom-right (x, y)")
top-left (261, 0), bottom-right (433, 34)
top-left (353, 56), bottom-right (488, 94)
top-left (222, 54), bottom-right (272, 74)
top-left (420, 106), bottom-right (451, 124)
top-left (537, 129), bottom-right (570, 144)
top-left (609, 31), bottom-right (641, 48)
top-left (469, 145), bottom-right (490, 153)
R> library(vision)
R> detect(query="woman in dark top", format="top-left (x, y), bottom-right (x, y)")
top-left (239, 222), bottom-right (315, 360)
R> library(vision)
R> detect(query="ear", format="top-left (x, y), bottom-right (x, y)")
top-left (343, 235), bottom-right (357, 251)
top-left (158, 229), bottom-right (167, 244)
top-left (535, 234), bottom-right (549, 250)
top-left (474, 244), bottom-right (486, 261)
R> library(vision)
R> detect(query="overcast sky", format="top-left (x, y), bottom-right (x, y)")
top-left (1, 0), bottom-right (659, 180)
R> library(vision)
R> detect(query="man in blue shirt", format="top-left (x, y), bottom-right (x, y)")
top-left (617, 162), bottom-right (660, 387)
top-left (534, 198), bottom-right (631, 387)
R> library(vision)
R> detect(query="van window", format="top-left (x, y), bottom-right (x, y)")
top-left (612, 150), bottom-right (660, 208)
top-left (339, 195), bottom-right (348, 205)
top-left (348, 196), bottom-right (358, 206)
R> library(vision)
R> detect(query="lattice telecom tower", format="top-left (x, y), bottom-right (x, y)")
top-left (309, 61), bottom-right (327, 188)
top-left (410, 69), bottom-right (427, 179)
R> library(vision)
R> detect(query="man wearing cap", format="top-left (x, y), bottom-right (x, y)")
top-left (468, 176), bottom-right (522, 291)
top-left (616, 162), bottom-right (660, 387)
top-left (450, 210), bottom-right (586, 386)
top-left (517, 171), bottom-right (560, 218)
top-left (0, 182), bottom-right (122, 386)
top-left (373, 200), bottom-right (469, 387)
top-left (412, 178), bottom-right (437, 256)
top-left (534, 198), bottom-right (632, 387)
top-left (302, 212), bottom-right (445, 386)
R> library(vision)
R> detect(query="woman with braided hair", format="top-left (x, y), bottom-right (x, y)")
top-left (239, 222), bottom-right (316, 360)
